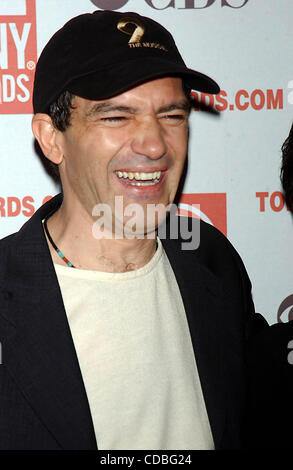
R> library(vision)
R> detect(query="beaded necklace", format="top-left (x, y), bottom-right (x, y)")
top-left (43, 216), bottom-right (75, 268)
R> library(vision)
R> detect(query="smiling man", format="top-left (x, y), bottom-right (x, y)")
top-left (34, 77), bottom-right (191, 266)
top-left (0, 10), bottom-right (256, 450)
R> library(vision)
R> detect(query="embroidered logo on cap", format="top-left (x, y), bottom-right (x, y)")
top-left (117, 17), bottom-right (145, 43)
top-left (117, 17), bottom-right (168, 52)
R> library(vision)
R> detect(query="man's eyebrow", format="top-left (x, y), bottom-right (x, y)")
top-left (157, 100), bottom-right (191, 114)
top-left (85, 103), bottom-right (138, 117)
top-left (85, 99), bottom-right (191, 118)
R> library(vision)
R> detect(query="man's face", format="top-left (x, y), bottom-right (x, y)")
top-left (57, 76), bottom-right (190, 235)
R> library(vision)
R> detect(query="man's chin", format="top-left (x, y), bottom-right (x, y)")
top-left (91, 196), bottom-right (172, 241)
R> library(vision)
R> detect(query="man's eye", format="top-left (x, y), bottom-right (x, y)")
top-left (101, 116), bottom-right (127, 122)
top-left (163, 114), bottom-right (185, 125)
top-left (163, 114), bottom-right (186, 122)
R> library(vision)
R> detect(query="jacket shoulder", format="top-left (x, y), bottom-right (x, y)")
top-left (0, 231), bottom-right (17, 249)
top-left (198, 220), bottom-right (248, 278)
top-left (0, 232), bottom-right (17, 273)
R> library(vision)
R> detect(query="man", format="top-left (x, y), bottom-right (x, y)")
top-left (0, 10), bottom-right (255, 450)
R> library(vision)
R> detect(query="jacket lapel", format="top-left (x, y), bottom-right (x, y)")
top-left (0, 195), bottom-right (97, 450)
top-left (161, 235), bottom-right (227, 449)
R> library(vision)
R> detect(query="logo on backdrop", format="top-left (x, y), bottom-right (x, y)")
top-left (178, 193), bottom-right (227, 236)
top-left (90, 0), bottom-right (249, 12)
top-left (255, 192), bottom-right (290, 212)
top-left (0, 0), bottom-right (37, 114)
top-left (192, 88), bottom-right (284, 112)
top-left (0, 195), bottom-right (52, 218)
top-left (277, 294), bottom-right (293, 323)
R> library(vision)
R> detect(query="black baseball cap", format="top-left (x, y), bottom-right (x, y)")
top-left (33, 10), bottom-right (220, 114)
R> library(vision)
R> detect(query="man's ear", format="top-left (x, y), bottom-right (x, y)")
top-left (32, 113), bottom-right (64, 165)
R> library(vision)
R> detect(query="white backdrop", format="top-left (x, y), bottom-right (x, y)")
top-left (0, 0), bottom-right (292, 324)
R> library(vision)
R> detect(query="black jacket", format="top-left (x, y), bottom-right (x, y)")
top-left (245, 319), bottom-right (293, 449)
top-left (0, 194), bottom-right (255, 450)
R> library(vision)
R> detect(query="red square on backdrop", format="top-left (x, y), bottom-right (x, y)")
top-left (0, 0), bottom-right (37, 114)
top-left (177, 193), bottom-right (227, 237)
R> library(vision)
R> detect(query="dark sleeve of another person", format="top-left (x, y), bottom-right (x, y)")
top-left (245, 319), bottom-right (293, 449)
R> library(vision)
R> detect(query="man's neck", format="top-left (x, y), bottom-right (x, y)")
top-left (44, 200), bottom-right (157, 273)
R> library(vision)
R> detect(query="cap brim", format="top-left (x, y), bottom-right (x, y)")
top-left (67, 56), bottom-right (220, 101)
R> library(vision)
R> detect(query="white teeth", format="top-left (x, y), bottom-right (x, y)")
top-left (130, 179), bottom-right (160, 186)
top-left (116, 170), bottom-right (162, 181)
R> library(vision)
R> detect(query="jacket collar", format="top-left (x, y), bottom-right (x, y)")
top-left (0, 194), bottom-right (227, 449)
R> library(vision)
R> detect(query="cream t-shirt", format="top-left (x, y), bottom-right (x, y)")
top-left (54, 239), bottom-right (214, 450)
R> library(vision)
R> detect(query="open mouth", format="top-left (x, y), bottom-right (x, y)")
top-left (115, 170), bottom-right (162, 187)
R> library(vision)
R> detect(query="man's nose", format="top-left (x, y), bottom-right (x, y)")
top-left (131, 117), bottom-right (167, 160)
